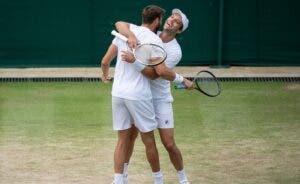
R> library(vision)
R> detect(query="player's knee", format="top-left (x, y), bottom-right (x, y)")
top-left (140, 131), bottom-right (155, 144)
top-left (143, 138), bottom-right (155, 147)
top-left (163, 141), bottom-right (177, 152)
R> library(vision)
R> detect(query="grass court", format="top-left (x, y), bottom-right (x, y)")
top-left (0, 81), bottom-right (299, 183)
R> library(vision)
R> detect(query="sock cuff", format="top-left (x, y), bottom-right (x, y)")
top-left (114, 173), bottom-right (123, 183)
top-left (123, 163), bottom-right (129, 175)
top-left (177, 169), bottom-right (185, 174)
top-left (152, 170), bottom-right (163, 178)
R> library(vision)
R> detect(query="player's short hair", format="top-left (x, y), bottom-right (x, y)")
top-left (142, 5), bottom-right (165, 24)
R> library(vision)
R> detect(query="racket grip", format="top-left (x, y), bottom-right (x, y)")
top-left (174, 84), bottom-right (187, 89)
top-left (111, 30), bottom-right (128, 42)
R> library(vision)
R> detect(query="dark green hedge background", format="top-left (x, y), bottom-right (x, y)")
top-left (0, 0), bottom-right (299, 67)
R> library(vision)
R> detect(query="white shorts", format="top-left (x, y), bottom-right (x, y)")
top-left (153, 100), bottom-right (174, 129)
top-left (112, 97), bottom-right (157, 133)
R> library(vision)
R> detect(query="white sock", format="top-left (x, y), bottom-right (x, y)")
top-left (123, 163), bottom-right (129, 177)
top-left (123, 163), bottom-right (129, 183)
top-left (113, 173), bottom-right (123, 184)
top-left (152, 170), bottom-right (164, 184)
top-left (177, 169), bottom-right (188, 183)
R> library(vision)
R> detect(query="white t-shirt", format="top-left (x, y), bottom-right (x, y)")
top-left (112, 25), bottom-right (164, 100)
top-left (150, 31), bottom-right (182, 102)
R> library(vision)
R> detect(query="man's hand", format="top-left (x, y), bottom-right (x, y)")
top-left (121, 51), bottom-right (135, 63)
top-left (182, 78), bottom-right (194, 90)
top-left (127, 34), bottom-right (139, 49)
top-left (101, 74), bottom-right (111, 84)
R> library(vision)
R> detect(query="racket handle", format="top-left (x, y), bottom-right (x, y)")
top-left (174, 84), bottom-right (187, 89)
top-left (111, 30), bottom-right (128, 42)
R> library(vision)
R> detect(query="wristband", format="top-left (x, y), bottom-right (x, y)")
top-left (133, 61), bottom-right (146, 72)
top-left (173, 73), bottom-right (184, 84)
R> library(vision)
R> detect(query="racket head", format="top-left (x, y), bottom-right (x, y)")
top-left (194, 70), bottom-right (221, 97)
top-left (133, 43), bottom-right (167, 66)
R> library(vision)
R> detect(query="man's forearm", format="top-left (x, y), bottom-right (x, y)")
top-left (115, 21), bottom-right (138, 48)
top-left (141, 67), bottom-right (160, 80)
top-left (101, 63), bottom-right (110, 79)
top-left (153, 63), bottom-right (185, 83)
top-left (153, 63), bottom-right (176, 81)
top-left (115, 21), bottom-right (133, 37)
top-left (100, 44), bottom-right (117, 82)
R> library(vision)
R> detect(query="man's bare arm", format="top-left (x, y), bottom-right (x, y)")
top-left (115, 21), bottom-right (138, 48)
top-left (141, 67), bottom-right (160, 80)
top-left (154, 63), bottom-right (176, 81)
top-left (154, 63), bottom-right (193, 89)
top-left (101, 44), bottom-right (117, 83)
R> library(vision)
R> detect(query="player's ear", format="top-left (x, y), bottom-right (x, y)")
top-left (154, 17), bottom-right (160, 24)
top-left (176, 29), bottom-right (182, 34)
top-left (154, 17), bottom-right (160, 28)
top-left (177, 24), bottom-right (184, 34)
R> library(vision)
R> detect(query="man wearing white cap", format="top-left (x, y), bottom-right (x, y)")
top-left (113, 8), bottom-right (191, 184)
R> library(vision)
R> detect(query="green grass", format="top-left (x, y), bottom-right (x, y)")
top-left (0, 82), bottom-right (299, 184)
top-left (0, 83), bottom-right (112, 141)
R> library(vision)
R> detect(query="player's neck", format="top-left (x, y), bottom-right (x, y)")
top-left (159, 30), bottom-right (176, 43)
top-left (141, 23), bottom-right (156, 33)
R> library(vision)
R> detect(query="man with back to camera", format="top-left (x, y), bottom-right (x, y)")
top-left (101, 5), bottom-right (193, 184)
top-left (113, 9), bottom-right (192, 184)
top-left (103, 5), bottom-right (166, 184)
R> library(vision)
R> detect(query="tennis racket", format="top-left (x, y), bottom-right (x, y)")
top-left (111, 30), bottom-right (167, 66)
top-left (175, 70), bottom-right (221, 97)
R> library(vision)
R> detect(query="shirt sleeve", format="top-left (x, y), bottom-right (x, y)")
top-left (167, 47), bottom-right (182, 67)
top-left (129, 23), bottom-right (139, 30)
top-left (112, 37), bottom-right (119, 46)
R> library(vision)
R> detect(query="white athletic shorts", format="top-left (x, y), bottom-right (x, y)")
top-left (153, 100), bottom-right (174, 129)
top-left (112, 96), bottom-right (157, 133)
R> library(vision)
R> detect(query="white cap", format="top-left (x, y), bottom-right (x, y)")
top-left (172, 8), bottom-right (189, 32)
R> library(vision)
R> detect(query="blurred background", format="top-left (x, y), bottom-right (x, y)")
top-left (0, 0), bottom-right (299, 67)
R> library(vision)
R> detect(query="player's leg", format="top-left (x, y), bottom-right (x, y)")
top-left (159, 128), bottom-right (189, 183)
top-left (140, 130), bottom-right (164, 184)
top-left (125, 98), bottom-right (164, 184)
top-left (140, 131), bottom-right (160, 171)
top-left (125, 125), bottom-right (139, 163)
top-left (114, 129), bottom-right (131, 173)
top-left (112, 97), bottom-right (134, 184)
top-left (155, 101), bottom-right (189, 183)
top-left (123, 125), bottom-right (139, 183)
top-left (159, 128), bottom-right (183, 170)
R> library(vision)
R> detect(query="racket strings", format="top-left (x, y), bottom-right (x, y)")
top-left (195, 72), bottom-right (220, 96)
top-left (134, 44), bottom-right (166, 65)
top-left (135, 46), bottom-right (151, 62)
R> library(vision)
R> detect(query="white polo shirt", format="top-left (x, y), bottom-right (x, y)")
top-left (112, 25), bottom-right (164, 101)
